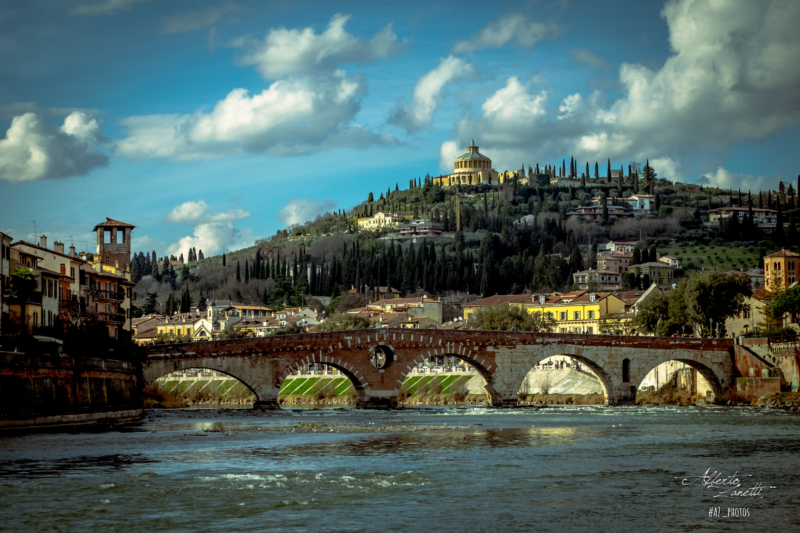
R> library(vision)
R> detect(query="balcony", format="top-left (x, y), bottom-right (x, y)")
top-left (87, 310), bottom-right (127, 324)
top-left (85, 288), bottom-right (125, 303)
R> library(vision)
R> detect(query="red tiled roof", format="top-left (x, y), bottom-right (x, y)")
top-left (93, 218), bottom-right (136, 231)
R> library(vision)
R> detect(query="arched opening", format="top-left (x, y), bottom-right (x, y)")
top-left (398, 352), bottom-right (494, 406)
top-left (144, 367), bottom-right (258, 409)
top-left (518, 355), bottom-right (610, 406)
top-left (637, 358), bottom-right (725, 405)
top-left (276, 361), bottom-right (364, 409)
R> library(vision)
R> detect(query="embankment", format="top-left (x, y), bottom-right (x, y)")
top-left (0, 350), bottom-right (142, 429)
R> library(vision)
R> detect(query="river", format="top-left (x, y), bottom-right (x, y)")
top-left (1, 405), bottom-right (799, 532)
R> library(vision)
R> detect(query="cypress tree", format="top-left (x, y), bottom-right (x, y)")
top-left (600, 193), bottom-right (608, 225)
top-left (245, 260), bottom-right (250, 283)
top-left (758, 191), bottom-right (763, 209)
top-left (594, 162), bottom-right (599, 179)
top-left (585, 162), bottom-right (589, 181)
top-left (222, 253), bottom-right (226, 266)
top-left (236, 261), bottom-right (241, 283)
top-left (607, 158), bottom-right (611, 183)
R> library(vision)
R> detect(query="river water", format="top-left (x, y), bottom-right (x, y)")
top-left (1, 405), bottom-right (799, 532)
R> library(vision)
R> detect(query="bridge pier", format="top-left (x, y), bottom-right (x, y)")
top-left (356, 390), bottom-right (400, 409)
top-left (253, 400), bottom-right (280, 410)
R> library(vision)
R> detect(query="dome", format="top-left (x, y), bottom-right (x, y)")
top-left (455, 140), bottom-right (490, 161)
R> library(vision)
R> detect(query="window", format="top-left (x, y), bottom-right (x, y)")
top-left (586, 327), bottom-right (594, 334)
top-left (105, 257), bottom-right (109, 263)
top-left (560, 312), bottom-right (567, 320)
top-left (574, 311), bottom-right (581, 320)
top-left (588, 310), bottom-right (595, 319)
top-left (790, 262), bottom-right (796, 271)
top-left (559, 328), bottom-right (567, 333)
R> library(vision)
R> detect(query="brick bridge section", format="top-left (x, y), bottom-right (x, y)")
top-left (142, 329), bottom-right (735, 408)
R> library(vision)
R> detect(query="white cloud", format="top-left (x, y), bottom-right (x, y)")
top-left (696, 168), bottom-right (765, 192)
top-left (0, 111), bottom-right (108, 183)
top-left (230, 14), bottom-right (400, 79)
top-left (165, 200), bottom-right (252, 258)
top-left (389, 56), bottom-right (473, 133)
top-left (0, 102), bottom-right (102, 120)
top-left (161, 2), bottom-right (240, 34)
top-left (117, 72), bottom-right (395, 161)
top-left (278, 198), bottom-right (338, 228)
top-left (570, 49), bottom-right (611, 70)
top-left (443, 0), bottom-right (800, 180)
top-left (72, 0), bottom-right (151, 16)
top-left (452, 14), bottom-right (559, 53)
top-left (438, 140), bottom-right (460, 173)
top-left (131, 234), bottom-right (166, 254)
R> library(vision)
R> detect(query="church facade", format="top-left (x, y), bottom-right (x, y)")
top-left (432, 141), bottom-right (522, 187)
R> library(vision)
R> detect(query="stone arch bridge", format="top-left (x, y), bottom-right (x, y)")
top-left (142, 329), bottom-right (735, 408)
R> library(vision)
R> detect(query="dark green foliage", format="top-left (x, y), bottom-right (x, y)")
top-left (470, 304), bottom-right (556, 332)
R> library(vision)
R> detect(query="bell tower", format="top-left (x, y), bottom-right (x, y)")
top-left (93, 218), bottom-right (135, 271)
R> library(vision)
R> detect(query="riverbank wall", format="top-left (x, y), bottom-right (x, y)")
top-left (0, 351), bottom-right (142, 429)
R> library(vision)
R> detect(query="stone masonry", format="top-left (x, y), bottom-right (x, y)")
top-left (143, 329), bottom-right (735, 408)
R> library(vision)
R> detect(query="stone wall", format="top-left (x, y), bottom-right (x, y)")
top-left (0, 351), bottom-right (141, 428)
top-left (144, 329), bottom-right (735, 408)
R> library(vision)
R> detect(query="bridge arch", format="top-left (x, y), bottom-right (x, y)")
top-left (632, 352), bottom-right (727, 402)
top-left (142, 358), bottom-right (261, 402)
top-left (276, 360), bottom-right (367, 406)
top-left (434, 352), bottom-right (497, 402)
top-left (507, 344), bottom-right (614, 405)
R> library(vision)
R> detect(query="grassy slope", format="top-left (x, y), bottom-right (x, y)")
top-left (659, 242), bottom-right (761, 272)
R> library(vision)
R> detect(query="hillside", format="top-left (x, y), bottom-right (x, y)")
top-left (130, 169), bottom-right (799, 315)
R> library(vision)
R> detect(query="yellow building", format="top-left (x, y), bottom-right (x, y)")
top-left (526, 292), bottom-right (626, 334)
top-left (764, 249), bottom-right (800, 291)
top-left (357, 212), bottom-right (406, 230)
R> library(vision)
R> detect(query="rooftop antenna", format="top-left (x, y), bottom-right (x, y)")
top-left (27, 220), bottom-right (37, 242)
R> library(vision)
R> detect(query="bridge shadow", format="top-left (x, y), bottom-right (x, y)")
top-left (277, 362), bottom-right (364, 408)
top-left (145, 367), bottom-right (258, 408)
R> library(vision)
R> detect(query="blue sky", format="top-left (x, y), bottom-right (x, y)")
top-left (1, 0), bottom-right (799, 259)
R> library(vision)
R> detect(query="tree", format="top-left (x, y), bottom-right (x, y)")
top-left (632, 247), bottom-right (642, 266)
top-left (600, 193), bottom-right (608, 224)
top-left (683, 271), bottom-right (752, 336)
top-left (632, 292), bottom-right (671, 334)
top-left (594, 161), bottom-right (599, 179)
top-left (471, 303), bottom-right (555, 332)
top-left (198, 249), bottom-right (204, 260)
top-left (771, 286), bottom-right (800, 324)
top-left (236, 260), bottom-right (241, 283)
top-left (197, 289), bottom-right (207, 313)
top-left (10, 268), bottom-right (38, 334)
top-left (607, 158), bottom-right (611, 183)
top-left (222, 253), bottom-right (226, 266)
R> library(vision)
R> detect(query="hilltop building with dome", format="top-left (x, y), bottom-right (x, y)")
top-left (432, 140), bottom-right (523, 187)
